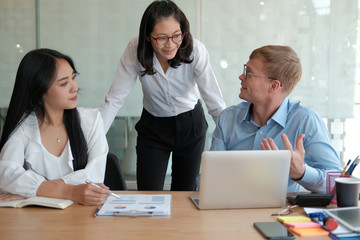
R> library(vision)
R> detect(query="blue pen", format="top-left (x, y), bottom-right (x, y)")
top-left (348, 157), bottom-right (360, 175)
top-left (345, 156), bottom-right (359, 175)
top-left (308, 212), bottom-right (326, 221)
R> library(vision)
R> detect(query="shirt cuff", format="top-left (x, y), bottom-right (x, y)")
top-left (296, 164), bottom-right (326, 193)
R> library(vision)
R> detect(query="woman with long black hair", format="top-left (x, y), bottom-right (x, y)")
top-left (0, 49), bottom-right (110, 205)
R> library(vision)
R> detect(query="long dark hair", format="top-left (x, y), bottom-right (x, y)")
top-left (137, 0), bottom-right (193, 76)
top-left (0, 49), bottom-right (88, 171)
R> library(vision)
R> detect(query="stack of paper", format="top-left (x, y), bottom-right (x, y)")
top-left (277, 216), bottom-right (311, 223)
top-left (277, 215), bottom-right (329, 237)
top-left (288, 226), bottom-right (329, 237)
top-left (284, 222), bottom-right (321, 229)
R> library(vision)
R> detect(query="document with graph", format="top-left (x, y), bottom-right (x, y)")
top-left (95, 194), bottom-right (172, 217)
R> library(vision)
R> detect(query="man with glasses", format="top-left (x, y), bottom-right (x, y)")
top-left (210, 45), bottom-right (342, 193)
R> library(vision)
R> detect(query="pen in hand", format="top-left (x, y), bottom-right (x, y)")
top-left (85, 179), bottom-right (122, 200)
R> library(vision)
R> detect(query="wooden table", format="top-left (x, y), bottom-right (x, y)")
top-left (0, 191), bottom-right (333, 240)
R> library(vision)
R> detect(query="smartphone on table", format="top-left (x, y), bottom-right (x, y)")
top-left (254, 222), bottom-right (295, 239)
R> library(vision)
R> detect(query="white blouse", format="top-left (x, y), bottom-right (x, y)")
top-left (100, 37), bottom-right (226, 132)
top-left (0, 108), bottom-right (109, 198)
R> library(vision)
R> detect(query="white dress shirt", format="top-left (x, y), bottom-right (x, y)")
top-left (0, 108), bottom-right (109, 198)
top-left (100, 37), bottom-right (226, 132)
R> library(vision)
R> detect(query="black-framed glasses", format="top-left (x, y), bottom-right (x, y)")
top-left (151, 33), bottom-right (184, 46)
top-left (243, 64), bottom-right (276, 81)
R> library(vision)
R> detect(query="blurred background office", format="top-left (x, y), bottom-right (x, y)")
top-left (1, 0), bottom-right (359, 189)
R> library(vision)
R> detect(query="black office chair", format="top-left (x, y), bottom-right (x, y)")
top-left (104, 152), bottom-right (128, 190)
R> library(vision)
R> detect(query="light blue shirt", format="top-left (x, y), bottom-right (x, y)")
top-left (210, 98), bottom-right (342, 193)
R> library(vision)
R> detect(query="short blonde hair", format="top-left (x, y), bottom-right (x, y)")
top-left (250, 45), bottom-right (302, 94)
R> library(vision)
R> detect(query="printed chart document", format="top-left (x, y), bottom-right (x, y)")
top-left (95, 194), bottom-right (172, 217)
top-left (0, 196), bottom-right (73, 209)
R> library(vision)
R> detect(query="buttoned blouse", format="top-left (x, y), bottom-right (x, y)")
top-left (100, 37), bottom-right (226, 132)
top-left (0, 108), bottom-right (108, 198)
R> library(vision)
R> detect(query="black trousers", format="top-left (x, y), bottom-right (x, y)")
top-left (135, 101), bottom-right (208, 191)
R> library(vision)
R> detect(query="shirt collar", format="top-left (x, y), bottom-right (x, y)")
top-left (242, 101), bottom-right (252, 122)
top-left (269, 97), bottom-right (290, 128)
top-left (152, 53), bottom-right (168, 79)
top-left (242, 98), bottom-right (290, 128)
top-left (23, 112), bottom-right (41, 141)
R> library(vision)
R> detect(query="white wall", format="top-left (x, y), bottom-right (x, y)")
top-left (1, 0), bottom-right (359, 176)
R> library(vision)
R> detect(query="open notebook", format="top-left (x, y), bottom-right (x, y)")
top-left (190, 150), bottom-right (291, 210)
top-left (0, 196), bottom-right (73, 209)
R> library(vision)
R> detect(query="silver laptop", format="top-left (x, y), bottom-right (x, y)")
top-left (190, 150), bottom-right (291, 210)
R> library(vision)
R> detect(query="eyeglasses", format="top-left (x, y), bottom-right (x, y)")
top-left (243, 64), bottom-right (276, 81)
top-left (151, 33), bottom-right (184, 46)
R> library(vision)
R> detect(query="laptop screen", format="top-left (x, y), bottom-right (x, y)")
top-left (193, 150), bottom-right (291, 210)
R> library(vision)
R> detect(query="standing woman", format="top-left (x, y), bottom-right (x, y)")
top-left (0, 49), bottom-right (110, 205)
top-left (100, 0), bottom-right (226, 190)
